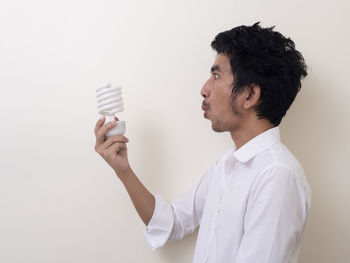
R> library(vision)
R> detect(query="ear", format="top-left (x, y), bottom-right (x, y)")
top-left (243, 84), bottom-right (261, 110)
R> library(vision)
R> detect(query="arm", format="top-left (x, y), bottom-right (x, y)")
top-left (94, 117), bottom-right (155, 226)
top-left (119, 168), bottom-right (155, 226)
top-left (235, 166), bottom-right (310, 263)
top-left (94, 117), bottom-right (214, 250)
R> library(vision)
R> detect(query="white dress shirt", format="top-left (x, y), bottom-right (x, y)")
top-left (144, 127), bottom-right (311, 263)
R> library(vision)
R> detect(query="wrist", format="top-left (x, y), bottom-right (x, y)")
top-left (115, 166), bottom-right (133, 179)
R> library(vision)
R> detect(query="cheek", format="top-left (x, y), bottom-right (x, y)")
top-left (214, 92), bottom-right (232, 113)
top-left (211, 81), bottom-right (233, 109)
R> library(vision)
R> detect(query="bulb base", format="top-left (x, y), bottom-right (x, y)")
top-left (105, 121), bottom-right (126, 138)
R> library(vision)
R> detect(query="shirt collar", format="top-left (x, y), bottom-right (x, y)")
top-left (232, 127), bottom-right (281, 163)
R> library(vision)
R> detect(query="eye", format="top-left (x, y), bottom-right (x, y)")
top-left (213, 73), bottom-right (219, 79)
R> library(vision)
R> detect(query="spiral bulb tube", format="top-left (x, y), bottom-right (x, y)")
top-left (96, 83), bottom-right (126, 137)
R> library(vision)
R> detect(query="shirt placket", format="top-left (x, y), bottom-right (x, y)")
top-left (203, 159), bottom-right (233, 262)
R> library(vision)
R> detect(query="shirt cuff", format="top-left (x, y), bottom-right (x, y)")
top-left (144, 194), bottom-right (174, 251)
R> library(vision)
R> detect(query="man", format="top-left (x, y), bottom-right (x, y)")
top-left (94, 22), bottom-right (311, 263)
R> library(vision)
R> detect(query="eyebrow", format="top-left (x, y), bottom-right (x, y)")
top-left (210, 65), bottom-right (222, 73)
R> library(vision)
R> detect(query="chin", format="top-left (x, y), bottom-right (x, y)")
top-left (212, 123), bottom-right (226, 133)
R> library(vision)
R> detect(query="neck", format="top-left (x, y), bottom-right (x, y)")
top-left (230, 118), bottom-right (274, 150)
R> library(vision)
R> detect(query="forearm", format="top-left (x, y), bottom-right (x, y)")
top-left (118, 168), bottom-right (155, 226)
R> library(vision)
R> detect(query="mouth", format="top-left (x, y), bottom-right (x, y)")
top-left (202, 104), bottom-right (209, 118)
top-left (202, 101), bottom-right (209, 111)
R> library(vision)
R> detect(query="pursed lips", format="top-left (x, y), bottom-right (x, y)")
top-left (202, 102), bottom-right (209, 118)
top-left (202, 102), bottom-right (208, 111)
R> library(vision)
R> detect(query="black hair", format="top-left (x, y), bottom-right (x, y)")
top-left (211, 22), bottom-right (308, 126)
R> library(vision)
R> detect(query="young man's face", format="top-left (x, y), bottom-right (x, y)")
top-left (201, 53), bottom-right (243, 132)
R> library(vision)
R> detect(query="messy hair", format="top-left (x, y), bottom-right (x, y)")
top-left (211, 22), bottom-right (308, 126)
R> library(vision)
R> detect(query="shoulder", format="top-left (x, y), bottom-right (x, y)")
top-left (252, 142), bottom-right (307, 185)
top-left (253, 143), bottom-right (312, 208)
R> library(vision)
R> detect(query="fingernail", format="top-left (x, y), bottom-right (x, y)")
top-left (100, 116), bottom-right (105, 121)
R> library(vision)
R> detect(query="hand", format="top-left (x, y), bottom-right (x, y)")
top-left (94, 116), bottom-right (131, 177)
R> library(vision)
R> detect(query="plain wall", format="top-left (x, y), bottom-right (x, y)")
top-left (0, 0), bottom-right (349, 262)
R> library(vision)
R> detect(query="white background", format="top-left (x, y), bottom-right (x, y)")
top-left (0, 0), bottom-right (349, 262)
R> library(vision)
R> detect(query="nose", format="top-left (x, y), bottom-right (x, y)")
top-left (200, 78), bottom-right (210, 99)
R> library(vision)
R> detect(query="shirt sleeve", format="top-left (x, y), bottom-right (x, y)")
top-left (144, 164), bottom-right (215, 251)
top-left (235, 165), bottom-right (310, 263)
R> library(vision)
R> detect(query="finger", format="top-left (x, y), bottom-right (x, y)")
top-left (96, 121), bottom-right (117, 145)
top-left (94, 116), bottom-right (106, 135)
top-left (101, 135), bottom-right (129, 149)
top-left (108, 142), bottom-right (126, 155)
